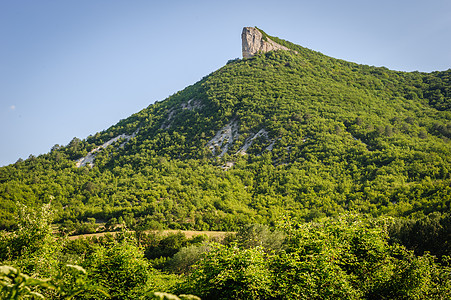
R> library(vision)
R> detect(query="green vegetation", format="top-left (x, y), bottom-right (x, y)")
top-left (181, 216), bottom-right (451, 299)
top-left (0, 28), bottom-right (450, 298)
top-left (1, 205), bottom-right (450, 299)
top-left (1, 31), bottom-right (450, 231)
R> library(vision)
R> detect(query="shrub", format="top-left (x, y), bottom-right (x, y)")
top-left (85, 241), bottom-right (151, 299)
top-left (181, 243), bottom-right (272, 300)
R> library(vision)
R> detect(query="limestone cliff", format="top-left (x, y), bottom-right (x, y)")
top-left (241, 27), bottom-right (294, 58)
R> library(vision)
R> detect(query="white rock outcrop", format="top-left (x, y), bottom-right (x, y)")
top-left (237, 129), bottom-right (269, 155)
top-left (206, 120), bottom-right (240, 157)
top-left (161, 98), bottom-right (203, 130)
top-left (206, 121), bottom-right (276, 158)
top-left (242, 27), bottom-right (294, 58)
top-left (75, 129), bottom-right (138, 168)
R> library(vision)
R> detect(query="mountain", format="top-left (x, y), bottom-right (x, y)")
top-left (0, 27), bottom-right (450, 231)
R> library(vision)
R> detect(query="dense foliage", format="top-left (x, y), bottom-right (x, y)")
top-left (0, 27), bottom-right (450, 298)
top-left (1, 29), bottom-right (450, 231)
top-left (181, 216), bottom-right (451, 299)
top-left (1, 206), bottom-right (450, 299)
top-left (1, 30), bottom-right (449, 232)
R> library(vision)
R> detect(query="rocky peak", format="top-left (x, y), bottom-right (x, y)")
top-left (241, 27), bottom-right (293, 58)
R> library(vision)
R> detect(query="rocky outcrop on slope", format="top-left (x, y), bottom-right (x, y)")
top-left (242, 27), bottom-right (294, 58)
top-left (75, 129), bottom-right (138, 168)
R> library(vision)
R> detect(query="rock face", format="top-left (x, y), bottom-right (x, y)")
top-left (241, 27), bottom-right (293, 58)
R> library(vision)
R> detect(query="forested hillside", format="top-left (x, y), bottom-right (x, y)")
top-left (1, 28), bottom-right (450, 232)
top-left (1, 27), bottom-right (450, 299)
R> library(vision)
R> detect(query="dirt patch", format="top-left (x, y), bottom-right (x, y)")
top-left (68, 229), bottom-right (231, 240)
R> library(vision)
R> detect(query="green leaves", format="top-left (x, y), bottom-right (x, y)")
top-left (177, 215), bottom-right (450, 299)
top-left (0, 26), bottom-right (450, 238)
top-left (0, 265), bottom-right (53, 300)
top-left (183, 243), bottom-right (272, 300)
top-left (85, 240), bottom-right (151, 299)
top-left (0, 264), bottom-right (110, 300)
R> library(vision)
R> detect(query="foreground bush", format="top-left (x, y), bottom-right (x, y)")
top-left (84, 240), bottom-right (151, 299)
top-left (0, 264), bottom-right (109, 299)
top-left (182, 244), bottom-right (272, 299)
top-left (178, 215), bottom-right (451, 299)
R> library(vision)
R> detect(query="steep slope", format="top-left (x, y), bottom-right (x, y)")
top-left (0, 28), bottom-right (450, 230)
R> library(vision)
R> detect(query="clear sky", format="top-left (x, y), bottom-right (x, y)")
top-left (1, 0), bottom-right (450, 166)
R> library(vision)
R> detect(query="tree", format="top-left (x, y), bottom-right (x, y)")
top-left (0, 203), bottom-right (58, 275)
top-left (234, 224), bottom-right (284, 252)
top-left (276, 215), bottom-right (451, 299)
top-left (384, 125), bottom-right (393, 137)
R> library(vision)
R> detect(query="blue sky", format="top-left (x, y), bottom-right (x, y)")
top-left (1, 0), bottom-right (450, 166)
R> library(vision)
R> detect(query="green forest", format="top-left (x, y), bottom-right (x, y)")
top-left (1, 28), bottom-right (450, 298)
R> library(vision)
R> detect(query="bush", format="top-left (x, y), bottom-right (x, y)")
top-left (85, 241), bottom-right (151, 299)
top-left (234, 224), bottom-right (284, 252)
top-left (181, 243), bottom-right (272, 300)
top-left (166, 243), bottom-right (210, 273)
